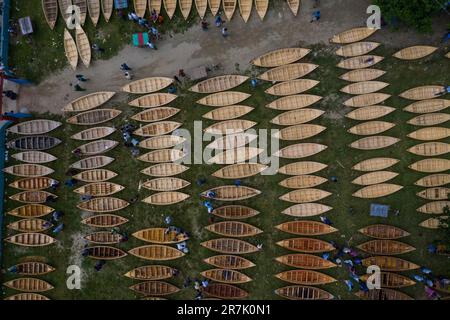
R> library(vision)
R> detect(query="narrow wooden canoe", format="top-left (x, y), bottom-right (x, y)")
top-left (348, 121), bottom-right (395, 136)
top-left (4, 278), bottom-right (54, 292)
top-left (87, 0), bottom-right (101, 26)
top-left (195, 0), bottom-right (207, 18)
top-left (142, 177), bottom-right (190, 191)
top-left (271, 109), bottom-right (324, 126)
top-left (415, 174), bottom-right (450, 187)
top-left (207, 147), bottom-right (263, 164)
top-left (276, 221), bottom-right (337, 236)
top-left (63, 91), bottom-right (115, 112)
top-left (238, 0), bottom-right (252, 22)
top-left (200, 185), bottom-right (261, 201)
top-left (130, 281), bottom-right (180, 296)
top-left (9, 177), bottom-right (57, 190)
top-left (352, 157), bottom-right (399, 172)
top-left (75, 27), bottom-right (91, 68)
top-left (125, 265), bottom-right (176, 280)
top-left (164, 0), bottom-right (177, 18)
top-left (276, 238), bottom-right (335, 253)
top-left (355, 288), bottom-right (412, 300)
top-left (223, 0), bottom-right (236, 20)
top-left (337, 55), bottom-right (384, 69)
top-left (75, 139), bottom-right (118, 155)
top-left (201, 238), bottom-right (259, 254)
top-left (362, 256), bottom-right (419, 271)
top-left (359, 224), bottom-right (410, 239)
top-left (71, 126), bottom-right (116, 141)
top-left (4, 233), bottom-right (56, 247)
top-left (134, 0), bottom-right (147, 17)
top-left (279, 162), bottom-right (325, 177)
top-left (349, 136), bottom-right (400, 150)
top-left (419, 217), bottom-right (448, 229)
top-left (274, 143), bottom-right (327, 159)
top-left (254, 0), bottom-right (268, 20)
top-left (447, 52), bottom-right (450, 59)
top-left (276, 253), bottom-right (336, 269)
top-left (203, 105), bottom-right (254, 121)
top-left (204, 119), bottom-right (256, 134)
top-left (393, 46), bottom-right (437, 60)
top-left (42, 0), bottom-right (58, 29)
top-left (197, 91), bottom-right (250, 107)
top-left (265, 79), bottom-right (319, 96)
top-left (5, 293), bottom-right (50, 300)
top-left (8, 136), bottom-right (62, 151)
top-left (404, 99), bottom-right (449, 113)
top-left (408, 142), bottom-right (449, 157)
top-left (77, 197), bottom-right (129, 212)
top-left (137, 149), bottom-right (186, 163)
top-left (11, 151), bottom-right (57, 164)
top-left (10, 261), bottom-right (55, 276)
top-left (101, 0), bottom-right (114, 21)
top-left (129, 245), bottom-right (185, 260)
top-left (141, 163), bottom-right (189, 177)
top-left (409, 158), bottom-right (449, 173)
top-left (212, 163), bottom-right (267, 179)
top-left (133, 228), bottom-right (189, 244)
top-left (341, 81), bottom-right (389, 95)
top-left (4, 164), bottom-right (54, 177)
top-left (81, 214), bottom-right (128, 227)
top-left (204, 255), bottom-right (255, 269)
top-left (74, 182), bottom-right (124, 196)
top-left (417, 187), bottom-right (449, 200)
top-left (279, 175), bottom-right (327, 189)
top-left (360, 272), bottom-right (415, 288)
top-left (8, 119), bottom-right (61, 135)
top-left (122, 77), bottom-right (174, 94)
top-left (407, 113), bottom-right (450, 126)
top-left (70, 156), bottom-right (115, 170)
top-left (358, 240), bottom-right (415, 255)
top-left (251, 48), bottom-right (310, 67)
top-left (86, 246), bottom-right (127, 260)
top-left (276, 285), bottom-right (333, 300)
top-left (190, 75), bottom-right (248, 93)
top-left (205, 132), bottom-right (258, 150)
top-left (139, 135), bottom-right (185, 149)
top-left (208, 0), bottom-right (220, 15)
top-left (352, 171), bottom-right (398, 186)
top-left (212, 205), bottom-right (259, 219)
top-left (202, 269), bottom-right (251, 283)
top-left (7, 218), bottom-right (52, 232)
top-left (282, 203), bottom-right (332, 217)
top-left (10, 191), bottom-right (57, 203)
top-left (286, 0), bottom-right (299, 16)
top-left (67, 108), bottom-right (121, 125)
top-left (279, 189), bottom-right (331, 203)
top-left (129, 93), bottom-right (177, 108)
top-left (340, 69), bottom-right (386, 82)
top-left (266, 94), bottom-right (322, 111)
top-left (417, 201), bottom-right (450, 214)
top-left (84, 231), bottom-right (124, 244)
top-left (353, 184), bottom-right (403, 199)
top-left (400, 85), bottom-right (446, 100)
top-left (203, 283), bottom-right (248, 299)
top-left (74, 1), bottom-right (87, 26)
top-left (336, 41), bottom-right (380, 57)
top-left (205, 221), bottom-right (262, 237)
top-left (64, 28), bottom-right (78, 70)
top-left (142, 192), bottom-right (190, 205)
top-left (344, 93), bottom-right (391, 107)
top-left (407, 127), bottom-right (450, 141)
top-left (259, 63), bottom-right (318, 82)
top-left (133, 121), bottom-right (182, 137)
top-left (346, 105), bottom-right (396, 121)
top-left (331, 27), bottom-right (377, 44)
top-left (7, 204), bottom-right (54, 218)
top-left (179, 0), bottom-right (192, 19)
top-left (276, 270), bottom-right (336, 285)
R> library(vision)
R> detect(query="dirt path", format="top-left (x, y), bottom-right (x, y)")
top-left (18, 0), bottom-right (448, 114)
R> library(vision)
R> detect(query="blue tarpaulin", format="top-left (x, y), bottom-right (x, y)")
top-left (370, 203), bottom-right (390, 218)
top-left (114, 0), bottom-right (128, 9)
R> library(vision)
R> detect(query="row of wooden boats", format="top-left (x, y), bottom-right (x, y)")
top-left (64, 27), bottom-right (91, 70)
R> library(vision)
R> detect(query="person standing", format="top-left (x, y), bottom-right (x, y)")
top-left (310, 10), bottom-right (321, 23)
top-left (221, 27), bottom-right (229, 38)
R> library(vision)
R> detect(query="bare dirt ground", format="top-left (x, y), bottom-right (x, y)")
top-left (18, 0), bottom-right (449, 114)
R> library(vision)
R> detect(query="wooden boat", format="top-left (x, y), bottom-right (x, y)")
top-left (415, 174), bottom-right (450, 187)
top-left (352, 171), bottom-right (398, 186)
top-left (212, 163), bottom-right (267, 179)
top-left (101, 0), bottom-right (114, 21)
top-left (353, 183), bottom-right (403, 199)
top-left (358, 240), bottom-right (415, 255)
top-left (286, 0), bottom-right (299, 15)
top-left (75, 139), bottom-right (118, 155)
top-left (254, 0), bottom-right (268, 20)
top-left (207, 147), bottom-right (263, 164)
top-left (279, 161), bottom-right (327, 175)
top-left (4, 293), bottom-right (50, 300)
top-left (8, 119), bottom-right (61, 135)
top-left (74, 182), bottom-right (124, 196)
top-left (9, 177), bottom-right (57, 190)
top-left (276, 221), bottom-right (337, 236)
top-left (10, 191), bottom-right (57, 203)
top-left (265, 79), bottom-right (319, 96)
top-left (400, 85), bottom-right (446, 100)
top-left (84, 231), bottom-right (124, 244)
top-left (276, 253), bottom-right (336, 269)
top-left (409, 158), bottom-right (449, 173)
top-left (129, 93), bottom-right (177, 108)
top-left (77, 197), bottom-right (129, 212)
top-left (67, 108), bottom-right (121, 125)
top-left (419, 217), bottom-right (448, 229)
top-left (10, 261), bottom-right (55, 276)
top-left (205, 132), bottom-right (258, 150)
top-left (59, 0), bottom-right (72, 22)
top-left (259, 63), bottom-right (318, 82)
top-left (133, 121), bottom-right (181, 137)
top-left (266, 94), bottom-right (322, 111)
top-left (336, 41), bottom-right (380, 57)
top-left (63, 91), bottom-right (115, 112)
top-left (407, 113), bottom-right (450, 126)
top-left (205, 221), bottom-right (262, 237)
top-left (164, 0), bottom-right (177, 18)
top-left (348, 121), bottom-right (395, 136)
top-left (340, 68), bottom-right (386, 82)
top-left (129, 245), bottom-right (185, 260)
top-left (212, 205), bottom-right (259, 219)
top-left (417, 201), bottom-right (450, 214)
top-left (407, 127), bottom-right (450, 141)
top-left (346, 106), bottom-right (396, 121)
top-left (360, 272), bottom-right (415, 288)
top-left (393, 45), bottom-right (437, 60)
top-left (274, 143), bottom-right (327, 159)
top-left (3, 278), bottom-right (54, 292)
top-left (195, 0), bottom-right (207, 18)
top-left (203, 283), bottom-right (248, 299)
top-left (4, 164), bottom-right (54, 177)
top-left (208, 0), bottom-right (220, 15)
top-left (125, 265), bottom-right (176, 280)
top-left (137, 149), bottom-right (186, 163)
top-left (355, 288), bottom-right (412, 300)
top-left (42, 0), bottom-right (58, 29)
top-left (343, 93), bottom-right (391, 107)
top-left (70, 156), bottom-right (114, 170)
top-left (4, 233), bottom-right (56, 247)
top-left (179, 0), bottom-right (192, 19)
top-left (279, 175), bottom-right (327, 189)
top-left (190, 75), bottom-right (248, 93)
top-left (86, 246), bottom-right (127, 260)
top-left (7, 218), bottom-right (52, 233)
top-left (202, 269), bottom-right (251, 283)
top-left (197, 91), bottom-right (250, 107)
top-left (133, 228), bottom-right (189, 244)
top-left (273, 123), bottom-right (325, 140)
top-left (331, 27), bottom-right (377, 44)
top-left (447, 52), bottom-right (450, 59)
top-left (408, 142), bottom-right (449, 157)
top-left (11, 151), bottom-right (57, 164)
top-left (238, 0), bottom-right (252, 22)
top-left (223, 0), bottom-right (236, 20)
top-left (341, 81), bottom-right (389, 95)
top-left (87, 0), bottom-right (101, 26)
top-left (7, 204), bottom-right (54, 218)
top-left (251, 48), bottom-right (310, 67)
top-left (204, 255), bottom-right (255, 269)
top-left (361, 256), bottom-right (419, 271)
top-left (352, 157), bottom-right (399, 172)
top-left (201, 238), bottom-right (258, 254)
top-left (134, 0), bottom-right (147, 17)
top-left (8, 136), bottom-right (62, 151)
top-left (74, 0), bottom-right (87, 25)
top-left (337, 55), bottom-right (384, 69)
top-left (204, 119), bottom-right (256, 134)
top-left (81, 214), bottom-right (128, 227)
top-left (417, 187), bottom-right (449, 200)
top-left (276, 238), bottom-right (335, 253)
top-left (71, 126), bottom-right (116, 141)
top-left (129, 281), bottom-right (180, 296)
top-left (349, 136), bottom-right (400, 150)
top-left (282, 203), bottom-right (332, 217)
top-left (139, 135), bottom-right (185, 149)
top-left (270, 109), bottom-right (324, 126)
top-left (200, 185), bottom-right (261, 201)
top-left (64, 28), bottom-right (78, 70)
top-left (141, 163), bottom-right (189, 177)
top-left (203, 105), bottom-right (253, 121)
top-left (276, 285), bottom-right (333, 300)
top-left (358, 225), bottom-right (410, 239)
top-left (149, 0), bottom-right (162, 14)
top-left (142, 192), bottom-right (190, 205)
top-left (404, 99), bottom-right (449, 114)
top-left (279, 189), bottom-right (331, 203)
top-left (142, 177), bottom-right (190, 191)
top-left (122, 77), bottom-right (173, 94)
top-left (275, 270), bottom-right (336, 285)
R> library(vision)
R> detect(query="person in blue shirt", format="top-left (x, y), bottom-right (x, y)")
top-left (215, 15), bottom-right (223, 27)
top-left (168, 85), bottom-right (176, 94)
top-left (310, 10), bottom-right (321, 23)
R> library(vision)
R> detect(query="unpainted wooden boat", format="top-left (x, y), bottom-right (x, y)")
top-left (11, 151), bottom-right (57, 164)
top-left (75, 139), bottom-right (118, 155)
top-left (10, 191), bottom-right (57, 204)
top-left (274, 143), bottom-right (327, 159)
top-left (276, 253), bottom-right (336, 269)
top-left (81, 214), bottom-right (128, 227)
top-left (202, 268), bottom-right (251, 283)
top-left (4, 164), bottom-right (54, 177)
top-left (419, 216), bottom-right (448, 229)
top-left (266, 94), bottom-right (322, 111)
top-left (360, 272), bottom-right (415, 288)
top-left (134, 0), bottom-right (147, 17)
top-left (139, 135), bottom-right (185, 149)
top-left (201, 238), bottom-right (259, 254)
top-left (275, 270), bottom-right (336, 285)
top-left (345, 105), bottom-right (396, 121)
top-left (337, 55), bottom-right (384, 69)
top-left (8, 119), bottom-right (61, 135)
top-left (208, 0), bottom-right (220, 15)
top-left (67, 108), bottom-right (121, 125)
top-left (42, 0), bottom-right (58, 29)
top-left (276, 238), bottom-right (335, 253)
top-left (129, 93), bottom-right (177, 108)
top-left (8, 136), bottom-right (62, 151)
top-left (137, 149), bottom-right (186, 163)
top-left (279, 189), bottom-right (331, 203)
top-left (142, 192), bottom-right (190, 205)
top-left (331, 27), bottom-right (377, 44)
top-left (9, 261), bottom-right (55, 276)
top-left (74, 182), bottom-right (124, 196)
top-left (400, 85), bottom-right (446, 100)
top-left (271, 108), bottom-right (324, 126)
top-left (205, 132), bottom-right (258, 150)
top-left (204, 119), bottom-right (257, 134)
top-left (203, 105), bottom-right (254, 121)
top-left (415, 174), bottom-right (450, 187)
top-left (254, 0), bottom-right (268, 20)
top-left (141, 163), bottom-right (189, 177)
top-left (358, 224), bottom-right (410, 239)
top-left (361, 256), bottom-right (419, 271)
top-left (352, 157), bottom-right (399, 172)
top-left (200, 185), bottom-right (261, 201)
top-left (128, 245), bottom-right (185, 260)
top-left (197, 91), bottom-right (251, 106)
top-left (355, 288), bottom-right (412, 300)
top-left (70, 156), bottom-right (114, 170)
top-left (3, 278), bottom-right (54, 292)
top-left (101, 0), bottom-right (114, 21)
top-left (417, 201), bottom-right (450, 214)
top-left (190, 75), bottom-right (248, 93)
top-left (282, 203), bottom-right (332, 217)
top-left (348, 121), bottom-right (395, 136)
top-left (122, 77), bottom-right (174, 94)
top-left (124, 265), bottom-right (176, 280)
top-left (341, 81), bottom-right (389, 95)
top-left (238, 0), bottom-right (252, 22)
top-left (409, 158), bottom-right (449, 173)
top-left (407, 142), bottom-right (449, 157)
top-left (404, 99), bottom-right (449, 114)
top-left (87, 0), bottom-right (101, 26)
top-left (259, 63), bottom-right (318, 82)
top-left (203, 283), bottom-right (248, 299)
top-left (211, 205), bottom-right (259, 219)
top-left (353, 183), bottom-right (403, 199)
top-left (407, 113), bottom-right (450, 126)
top-left (393, 45), bottom-right (437, 60)
top-left (9, 177), bottom-right (57, 190)
top-left (223, 0), bottom-right (237, 20)
top-left (352, 171), bottom-right (398, 186)
top-left (179, 0), bottom-right (192, 19)
top-left (7, 218), bottom-right (52, 233)
top-left (84, 231), bottom-right (125, 244)
top-left (71, 126), bottom-right (116, 141)
top-left (335, 41), bottom-right (380, 57)
top-left (205, 221), bottom-right (262, 237)
top-left (279, 175), bottom-right (327, 189)
top-left (75, 27), bottom-right (91, 68)
top-left (407, 127), bottom-right (450, 141)
top-left (64, 28), bottom-right (78, 70)
top-left (417, 187), bottom-right (449, 201)
top-left (164, 0), bottom-right (177, 18)
top-left (340, 68), bottom-right (386, 82)
top-left (344, 93), bottom-right (391, 107)
top-left (286, 0), bottom-right (299, 16)
top-left (133, 121), bottom-right (182, 137)
top-left (4, 293), bottom-right (50, 300)
top-left (212, 163), bottom-right (267, 179)
top-left (265, 79), bottom-right (319, 96)
top-left (63, 91), bottom-right (115, 112)
top-left (142, 177), bottom-right (190, 191)
top-left (279, 161), bottom-right (327, 175)
top-left (133, 228), bottom-right (189, 244)
top-left (77, 197), bottom-right (129, 212)
top-left (276, 285), bottom-right (333, 300)
top-left (59, 0), bottom-right (72, 21)
top-left (276, 220), bottom-right (337, 236)
top-left (129, 281), bottom-right (180, 296)
top-left (358, 240), bottom-right (415, 255)
top-left (7, 204), bottom-right (54, 218)
top-left (349, 136), bottom-right (400, 150)
top-left (203, 255), bottom-right (255, 269)
top-left (195, 0), bottom-right (207, 18)
top-left (251, 48), bottom-right (310, 67)
top-left (86, 246), bottom-right (127, 260)
top-left (207, 147), bottom-right (262, 164)
top-left (4, 233), bottom-right (56, 247)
